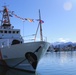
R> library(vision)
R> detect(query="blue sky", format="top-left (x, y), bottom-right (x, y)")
top-left (0, 0), bottom-right (76, 43)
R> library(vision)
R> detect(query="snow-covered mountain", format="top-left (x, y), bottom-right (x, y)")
top-left (52, 42), bottom-right (76, 47)
top-left (48, 42), bottom-right (76, 51)
top-left (51, 42), bottom-right (76, 48)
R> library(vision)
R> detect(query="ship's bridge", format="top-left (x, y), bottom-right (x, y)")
top-left (0, 28), bottom-right (23, 48)
top-left (0, 29), bottom-right (20, 39)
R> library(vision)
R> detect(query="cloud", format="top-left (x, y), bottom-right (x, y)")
top-left (63, 1), bottom-right (72, 11)
top-left (58, 38), bottom-right (70, 42)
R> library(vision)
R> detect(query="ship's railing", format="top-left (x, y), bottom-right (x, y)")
top-left (0, 35), bottom-right (47, 48)
top-left (23, 34), bottom-right (47, 43)
top-left (0, 26), bottom-right (14, 29)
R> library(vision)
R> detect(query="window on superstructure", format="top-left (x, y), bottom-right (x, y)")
top-left (13, 31), bottom-right (15, 33)
top-left (0, 30), bottom-right (3, 33)
top-left (5, 31), bottom-right (7, 33)
top-left (9, 31), bottom-right (11, 33)
top-left (16, 31), bottom-right (19, 34)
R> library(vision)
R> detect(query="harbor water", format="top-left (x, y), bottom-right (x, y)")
top-left (0, 51), bottom-right (76, 75)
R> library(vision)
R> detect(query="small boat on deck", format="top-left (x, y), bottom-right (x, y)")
top-left (0, 6), bottom-right (50, 72)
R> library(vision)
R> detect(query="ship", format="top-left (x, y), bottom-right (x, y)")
top-left (0, 6), bottom-right (50, 73)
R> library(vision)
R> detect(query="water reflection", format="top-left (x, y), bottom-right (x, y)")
top-left (52, 51), bottom-right (76, 63)
top-left (0, 65), bottom-right (35, 75)
top-left (37, 51), bottom-right (76, 75)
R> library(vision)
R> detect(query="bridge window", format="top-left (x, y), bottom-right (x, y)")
top-left (9, 31), bottom-right (11, 33)
top-left (4, 31), bottom-right (7, 33)
top-left (13, 31), bottom-right (15, 33)
top-left (0, 30), bottom-right (3, 33)
top-left (16, 31), bottom-right (19, 34)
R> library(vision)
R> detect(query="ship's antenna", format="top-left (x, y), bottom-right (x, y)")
top-left (0, 5), bottom-right (11, 27)
top-left (39, 9), bottom-right (43, 41)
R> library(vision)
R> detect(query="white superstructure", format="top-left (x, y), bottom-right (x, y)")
top-left (0, 6), bottom-right (23, 48)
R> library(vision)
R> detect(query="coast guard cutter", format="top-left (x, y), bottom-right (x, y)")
top-left (0, 6), bottom-right (50, 72)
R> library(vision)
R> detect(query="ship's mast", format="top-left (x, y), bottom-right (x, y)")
top-left (39, 9), bottom-right (43, 41)
top-left (1, 6), bottom-right (11, 27)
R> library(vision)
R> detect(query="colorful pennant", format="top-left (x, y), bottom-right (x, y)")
top-left (12, 13), bottom-right (44, 23)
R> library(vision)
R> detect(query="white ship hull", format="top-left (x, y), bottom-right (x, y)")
top-left (0, 41), bottom-right (50, 72)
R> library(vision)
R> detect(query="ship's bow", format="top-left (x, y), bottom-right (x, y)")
top-left (25, 41), bottom-right (50, 70)
top-left (0, 41), bottom-right (50, 72)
